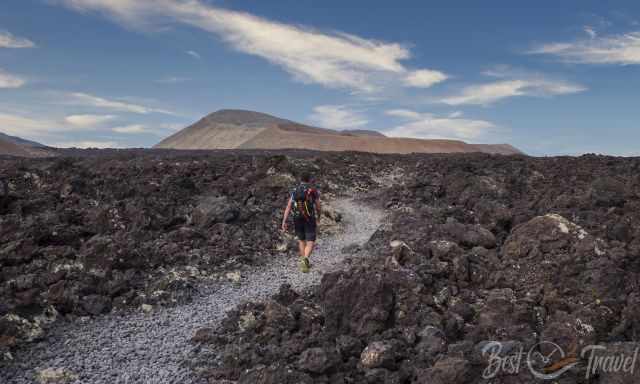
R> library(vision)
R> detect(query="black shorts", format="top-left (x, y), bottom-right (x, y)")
top-left (294, 217), bottom-right (317, 241)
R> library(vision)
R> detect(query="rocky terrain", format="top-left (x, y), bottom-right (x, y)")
top-left (1, 198), bottom-right (384, 384)
top-left (154, 109), bottom-right (522, 155)
top-left (3, 150), bottom-right (640, 384)
top-left (0, 150), bottom-right (392, 360)
top-left (190, 153), bottom-right (640, 384)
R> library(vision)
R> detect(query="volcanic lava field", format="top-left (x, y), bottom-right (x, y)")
top-left (2, 150), bottom-right (640, 383)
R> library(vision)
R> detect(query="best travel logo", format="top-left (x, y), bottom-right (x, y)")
top-left (481, 341), bottom-right (640, 380)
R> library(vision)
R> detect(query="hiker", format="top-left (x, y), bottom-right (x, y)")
top-left (281, 172), bottom-right (321, 273)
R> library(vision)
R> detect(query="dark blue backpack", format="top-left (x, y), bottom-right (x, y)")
top-left (292, 184), bottom-right (317, 221)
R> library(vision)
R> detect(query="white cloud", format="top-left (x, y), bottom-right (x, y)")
top-left (0, 112), bottom-right (121, 140)
top-left (0, 110), bottom-right (183, 147)
top-left (386, 109), bottom-right (463, 120)
top-left (56, 0), bottom-right (447, 93)
top-left (53, 140), bottom-right (119, 148)
top-left (65, 114), bottom-right (116, 127)
top-left (386, 118), bottom-right (494, 141)
top-left (0, 112), bottom-right (52, 137)
top-left (186, 50), bottom-right (201, 59)
top-left (309, 105), bottom-right (368, 130)
top-left (64, 92), bottom-right (174, 114)
top-left (403, 69), bottom-right (448, 88)
top-left (0, 31), bottom-right (35, 48)
top-left (385, 108), bottom-right (495, 141)
top-left (0, 69), bottom-right (26, 88)
top-left (112, 124), bottom-right (147, 134)
top-left (384, 109), bottom-right (424, 120)
top-left (438, 68), bottom-right (586, 106)
top-left (530, 30), bottom-right (640, 65)
top-left (112, 122), bottom-right (184, 135)
top-left (440, 80), bottom-right (529, 105)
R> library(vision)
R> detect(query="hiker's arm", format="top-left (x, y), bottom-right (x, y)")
top-left (281, 197), bottom-right (293, 231)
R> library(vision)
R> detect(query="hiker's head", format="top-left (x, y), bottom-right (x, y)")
top-left (300, 172), bottom-right (313, 183)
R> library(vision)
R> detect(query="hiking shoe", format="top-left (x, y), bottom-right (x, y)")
top-left (300, 257), bottom-right (310, 273)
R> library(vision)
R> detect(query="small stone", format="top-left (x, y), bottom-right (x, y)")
top-left (298, 347), bottom-right (333, 373)
top-left (390, 240), bottom-right (405, 249)
top-left (336, 335), bottom-right (363, 358)
top-left (226, 271), bottom-right (241, 283)
top-left (264, 301), bottom-right (296, 330)
top-left (360, 341), bottom-right (396, 369)
top-left (341, 243), bottom-right (361, 254)
top-left (0, 335), bottom-right (16, 347)
top-left (192, 327), bottom-right (215, 343)
top-left (141, 304), bottom-right (153, 313)
top-left (238, 312), bottom-right (257, 332)
top-left (36, 367), bottom-right (78, 384)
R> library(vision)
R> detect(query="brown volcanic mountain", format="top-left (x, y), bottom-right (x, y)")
top-left (0, 137), bottom-right (32, 157)
top-left (155, 109), bottom-right (522, 155)
top-left (0, 133), bottom-right (55, 157)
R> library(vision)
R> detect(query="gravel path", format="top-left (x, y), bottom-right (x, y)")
top-left (1, 198), bottom-right (384, 384)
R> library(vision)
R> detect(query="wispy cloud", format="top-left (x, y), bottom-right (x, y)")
top-left (64, 92), bottom-right (175, 114)
top-left (0, 112), bottom-right (52, 137)
top-left (186, 50), bottom-right (201, 59)
top-left (112, 124), bottom-right (148, 134)
top-left (402, 69), bottom-right (448, 88)
top-left (529, 30), bottom-right (640, 65)
top-left (309, 105), bottom-right (368, 129)
top-left (384, 109), bottom-right (496, 141)
top-left (55, 0), bottom-right (447, 93)
top-left (0, 111), bottom-right (118, 139)
top-left (0, 69), bottom-right (26, 88)
top-left (112, 122), bottom-right (184, 135)
top-left (0, 109), bottom-right (184, 147)
top-left (385, 109), bottom-right (423, 120)
top-left (65, 114), bottom-right (116, 127)
top-left (0, 31), bottom-right (35, 48)
top-left (53, 140), bottom-right (120, 149)
top-left (438, 67), bottom-right (586, 106)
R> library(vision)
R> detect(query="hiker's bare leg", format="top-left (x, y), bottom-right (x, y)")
top-left (298, 240), bottom-right (306, 257)
top-left (304, 241), bottom-right (315, 258)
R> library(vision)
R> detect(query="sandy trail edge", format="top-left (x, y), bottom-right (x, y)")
top-left (1, 198), bottom-right (385, 384)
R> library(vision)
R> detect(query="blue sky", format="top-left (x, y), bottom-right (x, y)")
top-left (0, 0), bottom-right (639, 155)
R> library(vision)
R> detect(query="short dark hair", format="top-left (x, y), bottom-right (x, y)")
top-left (300, 172), bottom-right (312, 183)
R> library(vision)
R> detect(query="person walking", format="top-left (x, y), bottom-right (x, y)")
top-left (281, 172), bottom-right (321, 273)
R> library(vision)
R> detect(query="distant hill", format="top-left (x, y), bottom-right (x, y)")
top-left (0, 132), bottom-right (55, 157)
top-left (0, 132), bottom-right (47, 148)
top-left (155, 109), bottom-right (523, 155)
top-left (0, 137), bottom-right (33, 157)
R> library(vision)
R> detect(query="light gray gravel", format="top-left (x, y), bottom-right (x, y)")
top-left (1, 198), bottom-right (384, 384)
